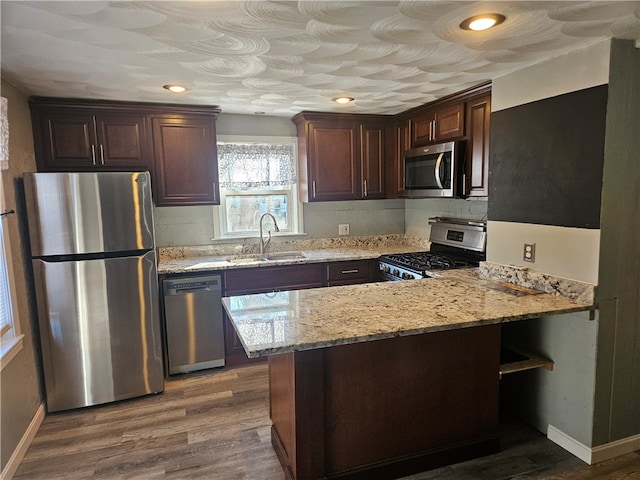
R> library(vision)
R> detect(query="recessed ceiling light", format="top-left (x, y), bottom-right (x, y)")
top-left (163, 84), bottom-right (187, 93)
top-left (460, 13), bottom-right (505, 31)
top-left (332, 96), bottom-right (355, 105)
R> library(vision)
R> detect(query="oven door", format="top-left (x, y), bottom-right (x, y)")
top-left (403, 141), bottom-right (461, 198)
top-left (378, 262), bottom-right (424, 281)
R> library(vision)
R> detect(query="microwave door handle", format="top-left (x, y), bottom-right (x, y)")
top-left (434, 153), bottom-right (445, 189)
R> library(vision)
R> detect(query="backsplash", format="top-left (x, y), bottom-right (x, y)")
top-left (154, 198), bottom-right (486, 247)
top-left (479, 261), bottom-right (596, 305)
top-left (158, 234), bottom-right (430, 261)
top-left (154, 199), bottom-right (406, 247)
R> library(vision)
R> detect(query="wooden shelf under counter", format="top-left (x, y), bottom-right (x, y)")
top-left (499, 345), bottom-right (554, 378)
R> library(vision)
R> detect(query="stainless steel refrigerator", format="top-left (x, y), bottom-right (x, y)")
top-left (23, 171), bottom-right (164, 412)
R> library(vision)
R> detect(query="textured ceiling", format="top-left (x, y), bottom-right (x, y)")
top-left (1, 1), bottom-right (639, 117)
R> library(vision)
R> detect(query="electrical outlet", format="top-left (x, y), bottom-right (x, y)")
top-left (338, 224), bottom-right (350, 235)
top-left (523, 243), bottom-right (536, 263)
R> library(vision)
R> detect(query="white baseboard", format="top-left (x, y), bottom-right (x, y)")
top-left (0, 403), bottom-right (45, 480)
top-left (548, 424), bottom-right (640, 465)
top-left (547, 424), bottom-right (592, 464)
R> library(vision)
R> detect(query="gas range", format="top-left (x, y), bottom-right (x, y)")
top-left (378, 218), bottom-right (486, 281)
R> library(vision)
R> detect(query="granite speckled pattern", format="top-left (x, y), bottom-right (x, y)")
top-left (478, 262), bottom-right (597, 304)
top-left (157, 234), bottom-right (430, 274)
top-left (222, 269), bottom-right (593, 358)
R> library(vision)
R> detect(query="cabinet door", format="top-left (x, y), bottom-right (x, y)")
top-left (152, 115), bottom-right (220, 206)
top-left (95, 112), bottom-right (151, 170)
top-left (412, 111), bottom-right (436, 146)
top-left (307, 121), bottom-right (359, 201)
top-left (360, 122), bottom-right (385, 199)
top-left (412, 103), bottom-right (464, 146)
top-left (31, 109), bottom-right (97, 170)
top-left (434, 103), bottom-right (465, 141)
top-left (465, 94), bottom-right (491, 197)
top-left (391, 118), bottom-right (411, 198)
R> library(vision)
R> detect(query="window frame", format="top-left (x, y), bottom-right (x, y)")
top-left (0, 171), bottom-right (24, 370)
top-left (213, 135), bottom-right (304, 240)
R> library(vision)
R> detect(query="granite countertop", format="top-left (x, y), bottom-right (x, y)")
top-left (222, 268), bottom-right (594, 358)
top-left (157, 244), bottom-right (424, 275)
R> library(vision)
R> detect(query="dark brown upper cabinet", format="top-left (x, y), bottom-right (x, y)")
top-left (464, 93), bottom-right (491, 197)
top-left (30, 104), bottom-right (151, 171)
top-left (293, 112), bottom-right (389, 202)
top-left (29, 98), bottom-right (221, 206)
top-left (151, 114), bottom-right (220, 206)
top-left (387, 82), bottom-right (491, 199)
top-left (412, 102), bottom-right (465, 146)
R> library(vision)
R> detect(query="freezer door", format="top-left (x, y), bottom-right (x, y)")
top-left (24, 171), bottom-right (155, 256)
top-left (32, 250), bottom-right (164, 412)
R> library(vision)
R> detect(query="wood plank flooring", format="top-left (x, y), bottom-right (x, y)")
top-left (14, 364), bottom-right (640, 479)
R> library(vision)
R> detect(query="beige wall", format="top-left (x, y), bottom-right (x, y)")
top-left (0, 79), bottom-right (42, 471)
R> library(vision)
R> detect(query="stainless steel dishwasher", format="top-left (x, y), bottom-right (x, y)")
top-left (162, 275), bottom-right (225, 374)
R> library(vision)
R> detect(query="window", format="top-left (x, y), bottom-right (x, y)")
top-left (214, 136), bottom-right (303, 238)
top-left (1, 96), bottom-right (23, 369)
top-left (0, 176), bottom-right (23, 369)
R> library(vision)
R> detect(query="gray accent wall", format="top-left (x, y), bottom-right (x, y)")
top-left (592, 39), bottom-right (640, 446)
top-left (0, 80), bottom-right (43, 470)
top-left (489, 85), bottom-right (607, 229)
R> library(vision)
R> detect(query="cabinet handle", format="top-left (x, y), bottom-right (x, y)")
top-left (363, 179), bottom-right (368, 197)
top-left (91, 145), bottom-right (96, 166)
top-left (462, 173), bottom-right (467, 197)
top-left (99, 144), bottom-right (105, 165)
top-left (212, 182), bottom-right (217, 203)
top-left (312, 180), bottom-right (316, 198)
top-left (341, 269), bottom-right (359, 274)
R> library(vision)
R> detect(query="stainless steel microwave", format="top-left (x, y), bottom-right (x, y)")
top-left (402, 141), bottom-right (464, 198)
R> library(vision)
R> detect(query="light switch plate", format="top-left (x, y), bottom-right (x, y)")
top-left (338, 224), bottom-right (350, 235)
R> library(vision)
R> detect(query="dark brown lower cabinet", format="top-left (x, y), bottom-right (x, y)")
top-left (269, 324), bottom-right (501, 480)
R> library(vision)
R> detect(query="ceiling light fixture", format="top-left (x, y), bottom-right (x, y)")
top-left (163, 84), bottom-right (187, 93)
top-left (332, 96), bottom-right (355, 105)
top-left (460, 13), bottom-right (505, 31)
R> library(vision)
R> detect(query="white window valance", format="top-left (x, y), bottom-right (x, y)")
top-left (217, 142), bottom-right (296, 189)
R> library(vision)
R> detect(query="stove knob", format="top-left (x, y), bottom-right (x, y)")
top-left (402, 272), bottom-right (414, 280)
top-left (392, 269), bottom-right (399, 276)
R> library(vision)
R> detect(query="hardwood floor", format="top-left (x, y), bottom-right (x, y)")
top-left (14, 364), bottom-right (640, 479)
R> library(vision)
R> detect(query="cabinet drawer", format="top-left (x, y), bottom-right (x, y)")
top-left (224, 263), bottom-right (324, 295)
top-left (326, 260), bottom-right (373, 286)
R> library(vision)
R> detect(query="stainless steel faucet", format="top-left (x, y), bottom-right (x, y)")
top-left (259, 213), bottom-right (280, 254)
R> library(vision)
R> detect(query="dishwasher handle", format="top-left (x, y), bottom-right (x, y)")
top-left (163, 275), bottom-right (222, 296)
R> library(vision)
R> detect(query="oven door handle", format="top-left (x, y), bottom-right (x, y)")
top-left (434, 153), bottom-right (445, 189)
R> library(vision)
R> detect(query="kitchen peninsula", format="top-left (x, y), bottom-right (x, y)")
top-left (222, 268), bottom-right (593, 480)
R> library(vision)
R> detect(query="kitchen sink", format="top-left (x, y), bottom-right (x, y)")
top-left (263, 251), bottom-right (306, 261)
top-left (225, 251), bottom-right (306, 264)
top-left (225, 254), bottom-right (265, 263)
